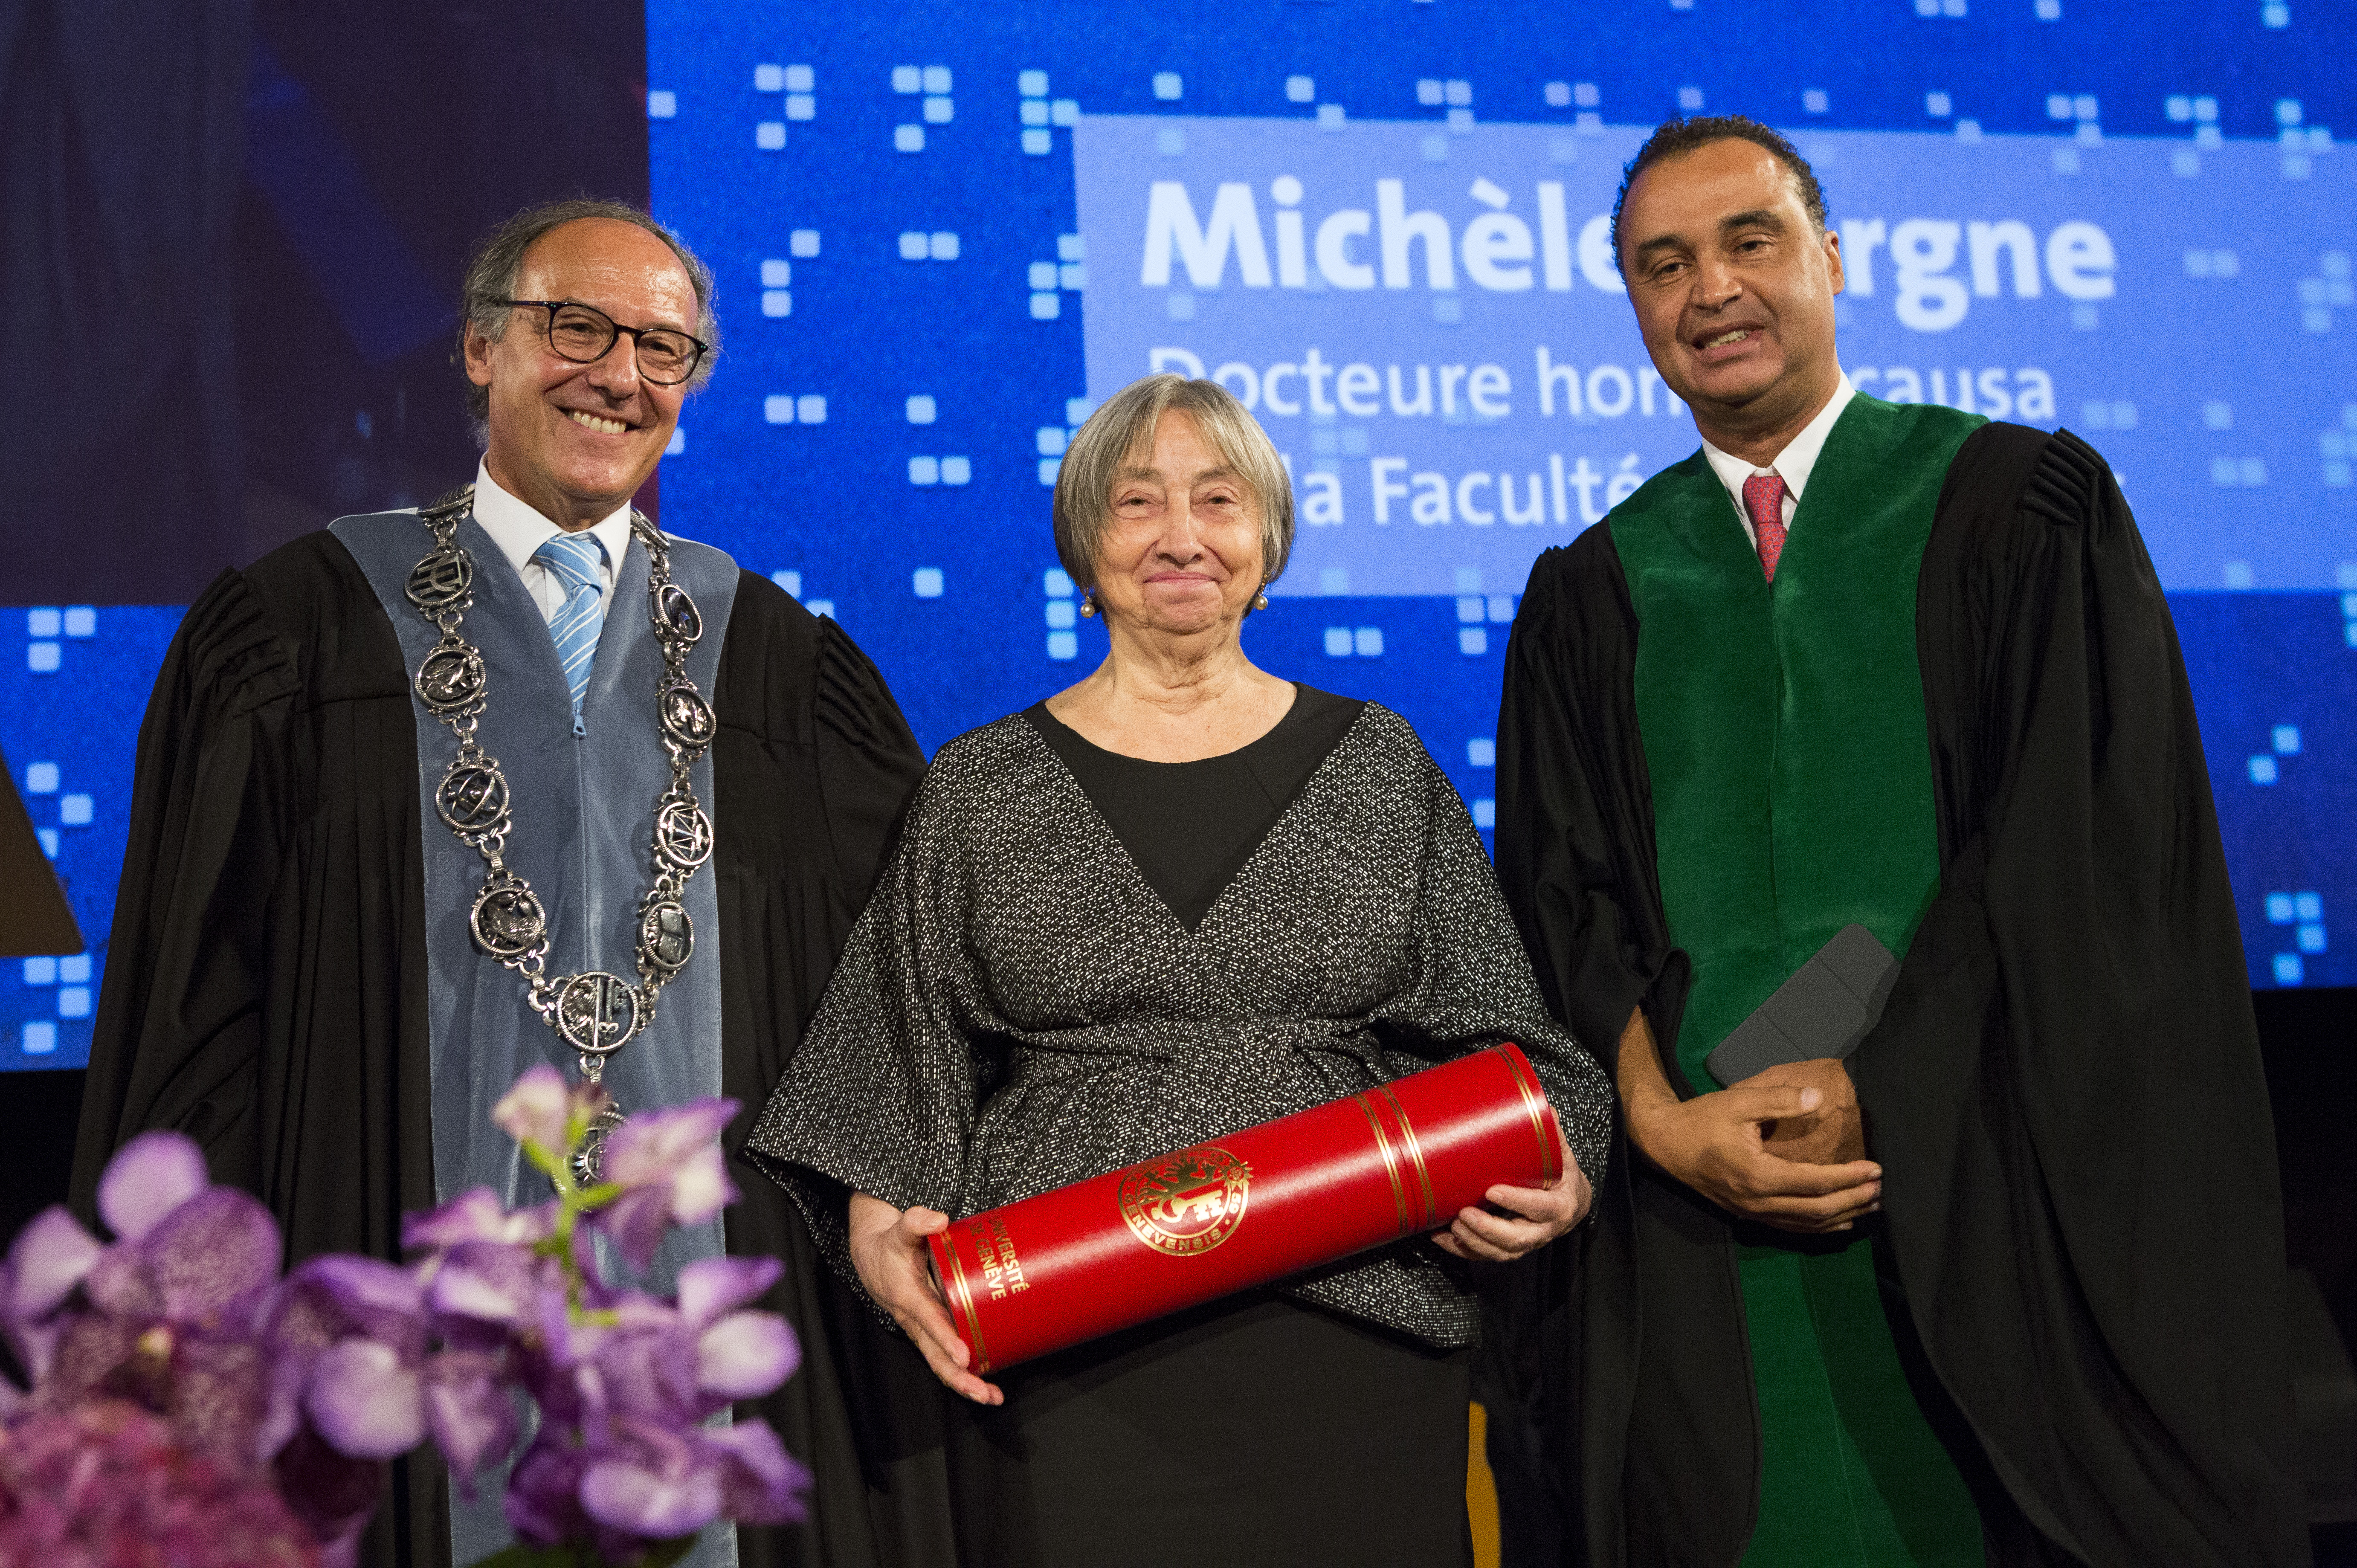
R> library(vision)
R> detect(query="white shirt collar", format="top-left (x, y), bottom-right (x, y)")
top-left (1700, 371), bottom-right (1858, 519)
top-left (469, 458), bottom-right (635, 584)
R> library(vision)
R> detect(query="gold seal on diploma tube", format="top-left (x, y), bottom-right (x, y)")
top-left (1116, 1146), bottom-right (1252, 1257)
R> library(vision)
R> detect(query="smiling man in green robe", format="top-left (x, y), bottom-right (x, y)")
top-left (1494, 117), bottom-right (2308, 1566)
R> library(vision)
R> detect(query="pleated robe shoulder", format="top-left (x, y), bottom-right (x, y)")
top-left (67, 517), bottom-right (951, 1568)
top-left (1493, 419), bottom-right (2311, 1567)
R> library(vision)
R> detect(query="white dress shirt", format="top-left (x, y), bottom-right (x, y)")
top-left (468, 459), bottom-right (635, 625)
top-left (1699, 373), bottom-right (1858, 548)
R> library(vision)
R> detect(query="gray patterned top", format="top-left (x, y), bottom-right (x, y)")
top-left (745, 701), bottom-right (1612, 1348)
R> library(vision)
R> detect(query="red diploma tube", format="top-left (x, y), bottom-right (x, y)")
top-left (925, 1044), bottom-right (1562, 1374)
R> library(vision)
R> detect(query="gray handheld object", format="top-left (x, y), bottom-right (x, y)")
top-left (1704, 925), bottom-right (1899, 1087)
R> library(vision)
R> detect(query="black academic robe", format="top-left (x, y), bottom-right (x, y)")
top-left (66, 529), bottom-right (948, 1568)
top-left (1493, 424), bottom-right (2311, 1566)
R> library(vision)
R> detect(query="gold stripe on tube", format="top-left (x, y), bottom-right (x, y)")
top-left (1354, 1091), bottom-right (1414, 1236)
top-left (1496, 1046), bottom-right (1560, 1184)
top-left (942, 1231), bottom-right (992, 1374)
top-left (1378, 1084), bottom-right (1437, 1228)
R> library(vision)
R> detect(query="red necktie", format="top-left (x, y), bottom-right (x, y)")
top-left (1743, 473), bottom-right (1789, 583)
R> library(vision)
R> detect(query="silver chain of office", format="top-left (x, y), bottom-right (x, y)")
top-left (404, 485), bottom-right (718, 1181)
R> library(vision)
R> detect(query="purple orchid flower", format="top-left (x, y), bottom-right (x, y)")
top-left (593, 1098), bottom-right (742, 1271)
top-left (426, 1237), bottom-right (562, 1332)
top-left (78, 1132), bottom-right (281, 1342)
top-left (0, 1206), bottom-right (107, 1406)
top-left (495, 1255), bottom-right (806, 1550)
top-left (0, 1131), bottom-right (403, 1566)
top-left (6, 1074), bottom-right (808, 1566)
top-left (540, 1259), bottom-right (796, 1431)
top-left (699, 1418), bottom-right (810, 1527)
top-left (492, 1064), bottom-right (607, 1168)
top-left (580, 1416), bottom-right (725, 1540)
top-left (10, 1133), bottom-right (284, 1471)
top-left (509, 1398), bottom-right (807, 1551)
top-left (97, 1129), bottom-right (212, 1238)
top-left (265, 1256), bottom-right (430, 1458)
top-left (502, 1431), bottom-right (596, 1549)
top-left (267, 1246), bottom-right (556, 1505)
top-left (678, 1256), bottom-right (800, 1406)
top-left (568, 1260), bottom-right (809, 1538)
top-left (402, 1185), bottom-right (559, 1255)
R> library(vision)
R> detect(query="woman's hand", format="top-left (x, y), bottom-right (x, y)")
top-left (846, 1192), bottom-right (1004, 1405)
top-left (1430, 1125), bottom-right (1593, 1263)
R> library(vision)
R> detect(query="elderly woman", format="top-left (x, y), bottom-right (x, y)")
top-left (748, 374), bottom-right (1610, 1566)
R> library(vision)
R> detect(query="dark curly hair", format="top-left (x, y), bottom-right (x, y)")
top-left (1609, 116), bottom-right (1828, 275)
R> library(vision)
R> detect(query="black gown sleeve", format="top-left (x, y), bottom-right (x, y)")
top-left (1860, 424), bottom-right (2310, 1565)
top-left (709, 574), bottom-right (952, 1568)
top-left (712, 577), bottom-right (928, 1137)
top-left (68, 567), bottom-right (296, 1207)
top-left (1493, 529), bottom-right (1760, 1568)
top-left (738, 741), bottom-right (993, 1304)
top-left (1494, 527), bottom-right (1692, 1078)
top-left (809, 616), bottom-right (931, 899)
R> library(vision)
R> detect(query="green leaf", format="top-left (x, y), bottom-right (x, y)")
top-left (522, 1141), bottom-right (565, 1182)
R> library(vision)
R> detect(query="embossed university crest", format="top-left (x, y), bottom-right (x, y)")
top-left (1116, 1145), bottom-right (1252, 1257)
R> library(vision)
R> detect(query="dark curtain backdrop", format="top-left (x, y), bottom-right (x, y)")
top-left (0, 0), bottom-right (251, 605)
top-left (0, 0), bottom-right (647, 609)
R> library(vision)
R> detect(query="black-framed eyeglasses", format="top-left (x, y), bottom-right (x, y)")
top-left (498, 299), bottom-right (710, 385)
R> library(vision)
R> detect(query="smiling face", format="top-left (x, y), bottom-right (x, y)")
top-left (1092, 410), bottom-right (1265, 640)
top-left (464, 217), bottom-right (700, 529)
top-left (1618, 137), bottom-right (1845, 449)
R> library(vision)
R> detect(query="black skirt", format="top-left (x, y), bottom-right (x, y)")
top-left (954, 1291), bottom-right (1473, 1568)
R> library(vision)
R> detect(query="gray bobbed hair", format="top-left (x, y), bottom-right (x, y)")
top-left (457, 197), bottom-right (721, 443)
top-left (1052, 374), bottom-right (1295, 598)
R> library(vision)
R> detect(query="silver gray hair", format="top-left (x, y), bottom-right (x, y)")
top-left (1052, 374), bottom-right (1294, 597)
top-left (457, 197), bottom-right (721, 443)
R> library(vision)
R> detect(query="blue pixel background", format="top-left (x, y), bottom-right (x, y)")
top-left (4, 0), bottom-right (2353, 1070)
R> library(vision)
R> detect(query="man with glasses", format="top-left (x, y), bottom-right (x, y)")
top-left (73, 200), bottom-right (934, 1568)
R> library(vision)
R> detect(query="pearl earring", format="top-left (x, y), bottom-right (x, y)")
top-left (1251, 590), bottom-right (1270, 611)
top-left (1078, 589), bottom-right (1098, 618)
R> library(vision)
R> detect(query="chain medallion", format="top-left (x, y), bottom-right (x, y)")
top-left (571, 1096), bottom-right (627, 1186)
top-left (654, 583), bottom-right (703, 646)
top-left (557, 971), bottom-right (643, 1055)
top-left (654, 800), bottom-right (715, 871)
top-left (417, 646), bottom-right (488, 713)
top-left (435, 763), bottom-right (510, 835)
top-left (658, 684), bottom-right (717, 751)
top-left (638, 898), bottom-right (694, 977)
top-left (405, 548), bottom-right (475, 614)
top-left (470, 883), bottom-right (548, 959)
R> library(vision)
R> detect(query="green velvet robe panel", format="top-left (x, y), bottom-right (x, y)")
top-left (1608, 396), bottom-right (1987, 1566)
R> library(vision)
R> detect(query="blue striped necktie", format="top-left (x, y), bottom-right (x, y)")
top-left (532, 530), bottom-right (609, 733)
